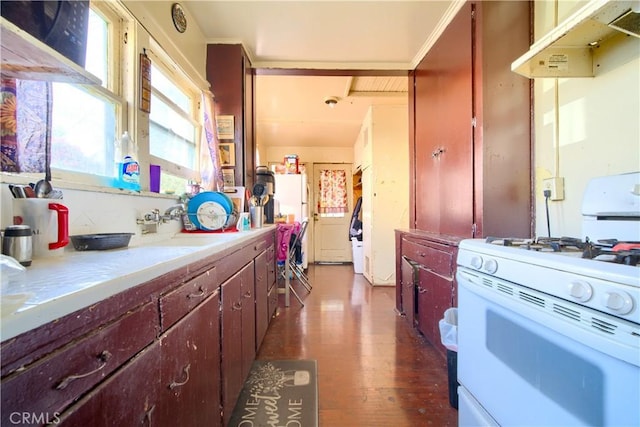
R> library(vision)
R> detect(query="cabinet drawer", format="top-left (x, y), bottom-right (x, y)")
top-left (1, 302), bottom-right (158, 426)
top-left (160, 268), bottom-right (218, 330)
top-left (402, 239), bottom-right (453, 279)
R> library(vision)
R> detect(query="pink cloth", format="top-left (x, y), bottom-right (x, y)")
top-left (276, 222), bottom-right (300, 262)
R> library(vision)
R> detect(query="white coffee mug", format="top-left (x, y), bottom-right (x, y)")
top-left (13, 199), bottom-right (69, 258)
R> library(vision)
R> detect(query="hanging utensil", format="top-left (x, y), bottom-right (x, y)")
top-left (252, 183), bottom-right (265, 198)
top-left (23, 185), bottom-right (36, 198)
top-left (34, 133), bottom-right (53, 198)
top-left (11, 185), bottom-right (27, 198)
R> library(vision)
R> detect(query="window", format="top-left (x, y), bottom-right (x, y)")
top-left (318, 169), bottom-right (348, 217)
top-left (148, 53), bottom-right (200, 191)
top-left (50, 5), bottom-right (124, 182)
top-left (149, 64), bottom-right (197, 170)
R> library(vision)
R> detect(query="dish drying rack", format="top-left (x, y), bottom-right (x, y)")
top-left (183, 211), bottom-right (238, 231)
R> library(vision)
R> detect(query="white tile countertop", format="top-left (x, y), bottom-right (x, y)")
top-left (0, 227), bottom-right (274, 341)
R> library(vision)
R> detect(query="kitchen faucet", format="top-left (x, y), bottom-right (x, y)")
top-left (162, 203), bottom-right (186, 222)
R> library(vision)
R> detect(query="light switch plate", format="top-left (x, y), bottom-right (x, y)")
top-left (543, 177), bottom-right (565, 201)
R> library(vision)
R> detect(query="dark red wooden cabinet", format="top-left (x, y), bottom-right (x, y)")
top-left (60, 292), bottom-right (221, 427)
top-left (1, 231), bottom-right (276, 427)
top-left (206, 44), bottom-right (255, 188)
top-left (221, 267), bottom-right (244, 427)
top-left (398, 0), bottom-right (531, 360)
top-left (410, 1), bottom-right (532, 238)
top-left (400, 256), bottom-right (417, 328)
top-left (396, 232), bottom-right (459, 360)
top-left (0, 301), bottom-right (158, 427)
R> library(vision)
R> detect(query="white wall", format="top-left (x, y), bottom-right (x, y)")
top-left (532, 1), bottom-right (640, 238)
top-left (122, 1), bottom-right (209, 90)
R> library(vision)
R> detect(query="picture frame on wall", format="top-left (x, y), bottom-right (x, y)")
top-left (216, 115), bottom-right (235, 140)
top-left (218, 143), bottom-right (235, 167)
top-left (139, 52), bottom-right (151, 113)
top-left (222, 168), bottom-right (235, 187)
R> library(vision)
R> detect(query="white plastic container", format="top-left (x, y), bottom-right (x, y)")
top-left (351, 237), bottom-right (363, 274)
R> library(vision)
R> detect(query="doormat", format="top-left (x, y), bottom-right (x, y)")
top-left (228, 359), bottom-right (318, 427)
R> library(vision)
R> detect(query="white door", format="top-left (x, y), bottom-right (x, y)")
top-left (312, 163), bottom-right (353, 263)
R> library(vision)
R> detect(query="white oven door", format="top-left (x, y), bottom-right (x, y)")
top-left (457, 268), bottom-right (640, 427)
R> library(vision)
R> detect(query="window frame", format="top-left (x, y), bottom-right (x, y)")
top-left (146, 41), bottom-right (202, 184)
top-left (49, 1), bottom-right (128, 187)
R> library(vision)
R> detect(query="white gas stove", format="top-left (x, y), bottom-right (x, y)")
top-left (459, 172), bottom-right (640, 324)
top-left (456, 172), bottom-right (640, 427)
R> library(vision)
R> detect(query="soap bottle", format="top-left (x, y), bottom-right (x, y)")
top-left (119, 131), bottom-right (140, 191)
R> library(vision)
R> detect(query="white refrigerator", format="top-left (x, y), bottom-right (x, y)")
top-left (274, 173), bottom-right (309, 268)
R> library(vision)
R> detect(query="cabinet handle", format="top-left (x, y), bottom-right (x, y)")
top-left (418, 287), bottom-right (427, 294)
top-left (232, 301), bottom-right (242, 311)
top-left (143, 404), bottom-right (155, 426)
top-left (431, 147), bottom-right (445, 158)
top-left (169, 364), bottom-right (191, 390)
top-left (243, 290), bottom-right (252, 298)
top-left (419, 252), bottom-right (426, 257)
top-left (187, 287), bottom-right (205, 299)
top-left (56, 350), bottom-right (112, 390)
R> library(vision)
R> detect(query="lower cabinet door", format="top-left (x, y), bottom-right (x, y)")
top-left (60, 291), bottom-right (222, 427)
top-left (401, 257), bottom-right (417, 328)
top-left (416, 266), bottom-right (453, 359)
top-left (255, 252), bottom-right (269, 351)
top-left (58, 342), bottom-right (162, 426)
top-left (221, 269), bottom-right (243, 426)
top-left (157, 291), bottom-right (221, 427)
top-left (240, 262), bottom-right (256, 382)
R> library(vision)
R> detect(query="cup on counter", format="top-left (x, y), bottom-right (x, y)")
top-left (250, 206), bottom-right (264, 229)
top-left (2, 225), bottom-right (33, 266)
top-left (236, 212), bottom-right (250, 231)
top-left (13, 199), bottom-right (69, 258)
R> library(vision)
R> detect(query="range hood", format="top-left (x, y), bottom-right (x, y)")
top-left (512, 0), bottom-right (640, 78)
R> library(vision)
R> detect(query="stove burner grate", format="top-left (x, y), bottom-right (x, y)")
top-left (485, 236), bottom-right (640, 266)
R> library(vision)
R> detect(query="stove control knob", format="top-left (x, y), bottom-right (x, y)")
top-left (483, 258), bottom-right (498, 274)
top-left (470, 256), bottom-right (483, 270)
top-left (568, 281), bottom-right (593, 302)
top-left (602, 291), bottom-right (633, 315)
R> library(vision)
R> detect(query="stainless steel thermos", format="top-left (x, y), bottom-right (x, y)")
top-left (2, 225), bottom-right (33, 266)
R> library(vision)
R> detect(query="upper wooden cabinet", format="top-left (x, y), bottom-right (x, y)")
top-left (206, 44), bottom-right (255, 188)
top-left (410, 1), bottom-right (532, 239)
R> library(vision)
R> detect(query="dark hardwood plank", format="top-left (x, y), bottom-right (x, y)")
top-left (257, 264), bottom-right (458, 426)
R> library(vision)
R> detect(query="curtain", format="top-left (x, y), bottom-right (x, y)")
top-left (318, 169), bottom-right (348, 214)
top-left (1, 78), bottom-right (50, 173)
top-left (199, 90), bottom-right (223, 191)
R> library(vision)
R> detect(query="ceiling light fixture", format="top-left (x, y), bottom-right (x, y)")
top-left (324, 96), bottom-right (339, 108)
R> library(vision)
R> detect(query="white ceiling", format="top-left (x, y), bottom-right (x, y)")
top-left (182, 1), bottom-right (460, 149)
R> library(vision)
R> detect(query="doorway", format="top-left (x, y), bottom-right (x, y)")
top-left (312, 163), bottom-right (353, 263)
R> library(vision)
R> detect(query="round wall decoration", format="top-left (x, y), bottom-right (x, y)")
top-left (171, 3), bottom-right (187, 33)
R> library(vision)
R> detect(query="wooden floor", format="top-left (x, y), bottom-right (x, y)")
top-left (257, 264), bottom-right (458, 426)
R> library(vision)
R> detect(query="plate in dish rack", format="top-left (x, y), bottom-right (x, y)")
top-left (193, 201), bottom-right (227, 230)
top-left (188, 192), bottom-right (231, 230)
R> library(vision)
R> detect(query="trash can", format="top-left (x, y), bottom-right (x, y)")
top-left (439, 307), bottom-right (458, 409)
top-left (351, 237), bottom-right (363, 274)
